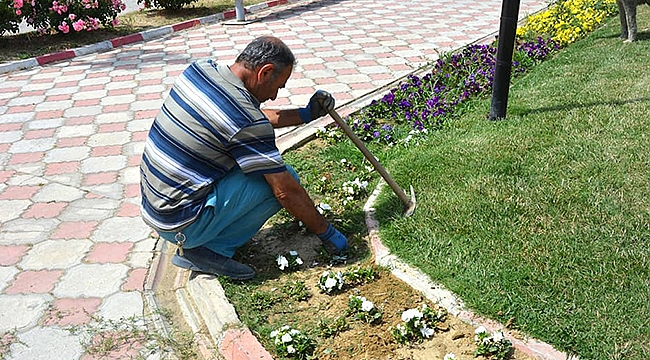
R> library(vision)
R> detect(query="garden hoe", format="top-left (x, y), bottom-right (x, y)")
top-left (324, 106), bottom-right (416, 217)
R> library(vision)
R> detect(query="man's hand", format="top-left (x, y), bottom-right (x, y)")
top-left (317, 223), bottom-right (349, 254)
top-left (298, 90), bottom-right (335, 123)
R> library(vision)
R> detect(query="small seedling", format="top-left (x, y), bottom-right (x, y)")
top-left (280, 280), bottom-right (311, 302)
top-left (318, 316), bottom-right (349, 338)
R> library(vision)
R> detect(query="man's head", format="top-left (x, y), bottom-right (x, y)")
top-left (234, 36), bottom-right (296, 102)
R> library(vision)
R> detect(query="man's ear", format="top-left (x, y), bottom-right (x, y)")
top-left (257, 63), bottom-right (275, 83)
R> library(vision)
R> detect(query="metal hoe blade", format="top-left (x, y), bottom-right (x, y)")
top-left (326, 108), bottom-right (416, 217)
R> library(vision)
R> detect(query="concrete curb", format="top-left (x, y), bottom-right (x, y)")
top-left (0, 0), bottom-right (303, 76)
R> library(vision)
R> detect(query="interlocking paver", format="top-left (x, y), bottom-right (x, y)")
top-left (98, 291), bottom-right (144, 321)
top-left (7, 327), bottom-right (84, 360)
top-left (22, 202), bottom-right (68, 219)
top-left (19, 239), bottom-right (91, 269)
top-left (54, 263), bottom-right (129, 297)
top-left (86, 242), bottom-right (134, 263)
top-left (91, 217), bottom-right (151, 243)
top-left (0, 0), bottom-right (550, 358)
top-left (0, 267), bottom-right (19, 292)
top-left (4, 270), bottom-right (64, 294)
top-left (58, 198), bottom-right (118, 221)
top-left (0, 294), bottom-right (52, 332)
top-left (0, 245), bottom-right (30, 266)
top-left (40, 297), bottom-right (102, 326)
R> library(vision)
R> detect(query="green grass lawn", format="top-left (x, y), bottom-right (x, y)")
top-left (367, 12), bottom-right (650, 360)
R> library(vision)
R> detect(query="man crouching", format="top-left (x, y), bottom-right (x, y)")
top-left (140, 36), bottom-right (348, 280)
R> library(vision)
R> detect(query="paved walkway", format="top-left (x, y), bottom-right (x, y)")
top-left (0, 0), bottom-right (548, 358)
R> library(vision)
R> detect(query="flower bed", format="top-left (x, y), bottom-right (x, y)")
top-left (224, 0), bottom-right (620, 358)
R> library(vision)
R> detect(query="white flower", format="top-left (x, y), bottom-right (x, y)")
top-left (474, 325), bottom-right (488, 335)
top-left (281, 325), bottom-right (290, 331)
top-left (340, 158), bottom-right (347, 164)
top-left (492, 330), bottom-right (504, 342)
top-left (443, 353), bottom-right (456, 360)
top-left (324, 277), bottom-right (337, 289)
top-left (320, 176), bottom-right (327, 182)
top-left (319, 203), bottom-right (331, 211)
top-left (276, 255), bottom-right (289, 270)
top-left (289, 250), bottom-right (298, 256)
top-left (270, 330), bottom-right (278, 338)
top-left (287, 345), bottom-right (296, 354)
top-left (281, 333), bottom-right (292, 343)
top-left (296, 257), bottom-right (303, 265)
top-left (290, 329), bottom-right (301, 335)
top-left (420, 326), bottom-right (434, 338)
top-left (361, 299), bottom-right (374, 312)
top-left (402, 308), bottom-right (423, 322)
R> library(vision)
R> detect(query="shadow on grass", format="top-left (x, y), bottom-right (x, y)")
top-left (512, 96), bottom-right (650, 116)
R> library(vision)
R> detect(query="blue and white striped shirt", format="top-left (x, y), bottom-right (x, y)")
top-left (140, 59), bottom-right (286, 232)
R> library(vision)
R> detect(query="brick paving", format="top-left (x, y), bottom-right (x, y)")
top-left (0, 0), bottom-right (548, 358)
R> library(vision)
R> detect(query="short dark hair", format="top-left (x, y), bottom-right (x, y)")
top-left (235, 36), bottom-right (296, 78)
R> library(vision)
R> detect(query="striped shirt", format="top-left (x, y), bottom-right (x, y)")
top-left (140, 59), bottom-right (286, 232)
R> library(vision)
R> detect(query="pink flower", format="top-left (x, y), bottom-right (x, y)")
top-left (84, 17), bottom-right (99, 30)
top-left (13, 0), bottom-right (23, 8)
top-left (15, 9), bottom-right (22, 15)
top-left (58, 21), bottom-right (70, 33)
top-left (72, 19), bottom-right (84, 31)
top-left (68, 13), bottom-right (75, 20)
top-left (111, 18), bottom-right (119, 26)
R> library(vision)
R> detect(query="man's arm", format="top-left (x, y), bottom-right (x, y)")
top-left (262, 90), bottom-right (335, 129)
top-left (262, 108), bottom-right (303, 128)
top-left (263, 170), bottom-right (329, 234)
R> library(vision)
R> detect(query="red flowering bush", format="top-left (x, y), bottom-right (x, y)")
top-left (1, 0), bottom-right (22, 34)
top-left (3, 0), bottom-right (124, 35)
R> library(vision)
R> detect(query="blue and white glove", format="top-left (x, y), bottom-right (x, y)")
top-left (317, 223), bottom-right (348, 254)
top-left (298, 90), bottom-right (335, 124)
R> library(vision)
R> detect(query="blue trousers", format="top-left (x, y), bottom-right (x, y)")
top-left (159, 165), bottom-right (299, 258)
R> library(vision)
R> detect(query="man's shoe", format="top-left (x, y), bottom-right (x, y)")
top-left (171, 246), bottom-right (255, 280)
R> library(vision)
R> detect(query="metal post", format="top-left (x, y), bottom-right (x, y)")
top-left (235, 0), bottom-right (245, 21)
top-left (489, 0), bottom-right (521, 120)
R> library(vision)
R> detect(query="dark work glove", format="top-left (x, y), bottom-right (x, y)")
top-left (317, 223), bottom-right (348, 254)
top-left (298, 90), bottom-right (335, 124)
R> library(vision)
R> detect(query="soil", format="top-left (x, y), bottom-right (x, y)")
top-left (227, 224), bottom-right (539, 360)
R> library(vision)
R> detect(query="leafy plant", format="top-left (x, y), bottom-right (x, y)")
top-left (250, 290), bottom-right (280, 311)
top-left (317, 270), bottom-right (345, 294)
top-left (318, 316), bottom-right (349, 338)
top-left (269, 325), bottom-right (315, 359)
top-left (473, 326), bottom-right (512, 360)
top-left (276, 250), bottom-right (303, 271)
top-left (391, 304), bottom-right (447, 344)
top-left (280, 280), bottom-right (311, 302)
top-left (516, 0), bottom-right (617, 46)
top-left (346, 295), bottom-right (382, 324)
top-left (342, 266), bottom-right (379, 286)
top-left (66, 313), bottom-right (197, 358)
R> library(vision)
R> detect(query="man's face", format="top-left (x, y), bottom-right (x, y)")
top-left (254, 64), bottom-right (292, 103)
